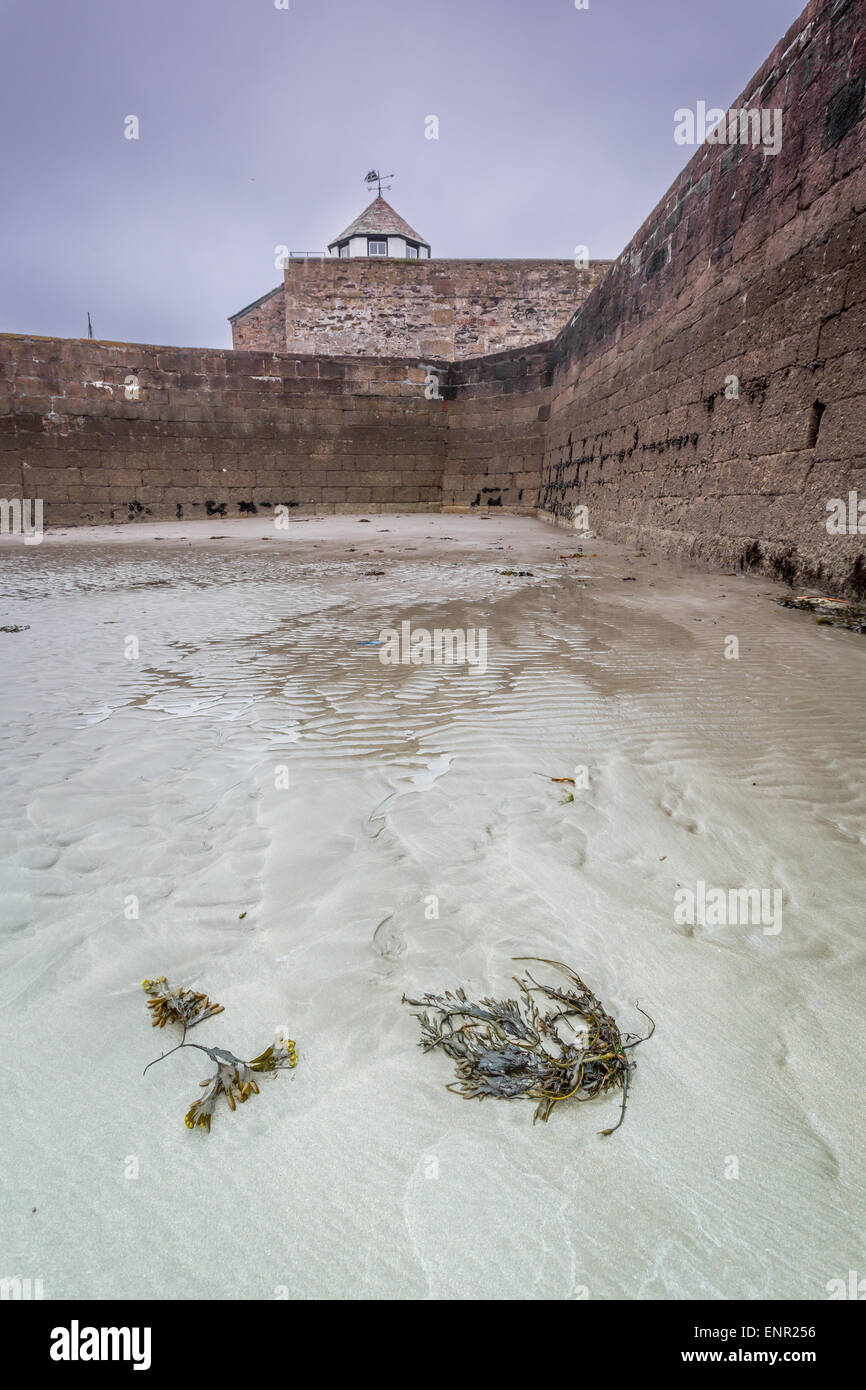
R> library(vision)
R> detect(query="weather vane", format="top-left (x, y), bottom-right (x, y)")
top-left (364, 169), bottom-right (394, 197)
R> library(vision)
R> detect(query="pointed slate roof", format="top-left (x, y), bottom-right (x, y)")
top-left (328, 195), bottom-right (429, 250)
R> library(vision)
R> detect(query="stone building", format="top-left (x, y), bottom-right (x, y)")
top-left (229, 193), bottom-right (610, 360)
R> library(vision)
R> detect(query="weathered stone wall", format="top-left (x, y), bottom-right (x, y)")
top-left (0, 336), bottom-right (449, 524)
top-left (276, 258), bottom-right (608, 360)
top-left (0, 334), bottom-right (550, 525)
top-left (443, 342), bottom-right (552, 511)
top-left (229, 286), bottom-right (284, 351)
top-left (539, 0), bottom-right (866, 597)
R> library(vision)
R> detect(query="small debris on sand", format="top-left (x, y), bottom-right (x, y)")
top-left (777, 595), bottom-right (866, 632)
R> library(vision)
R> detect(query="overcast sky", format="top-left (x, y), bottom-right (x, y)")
top-left (0, 0), bottom-right (807, 349)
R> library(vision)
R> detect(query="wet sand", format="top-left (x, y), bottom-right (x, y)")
top-left (1, 512), bottom-right (864, 1299)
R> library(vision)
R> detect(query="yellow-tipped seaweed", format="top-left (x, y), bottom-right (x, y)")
top-left (142, 976), bottom-right (224, 1030)
top-left (141, 975), bottom-right (298, 1134)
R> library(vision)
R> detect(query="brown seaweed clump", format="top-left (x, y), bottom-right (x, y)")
top-left (403, 958), bottom-right (654, 1133)
top-left (141, 974), bottom-right (297, 1133)
top-left (183, 1032), bottom-right (298, 1133)
top-left (142, 976), bottom-right (225, 1030)
top-left (184, 1047), bottom-right (260, 1132)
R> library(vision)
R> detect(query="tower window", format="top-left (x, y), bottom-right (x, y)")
top-left (406, 243), bottom-right (419, 259)
top-left (339, 242), bottom-right (350, 258)
top-left (368, 238), bottom-right (387, 256)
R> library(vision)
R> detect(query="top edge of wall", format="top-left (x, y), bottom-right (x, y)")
top-left (0, 332), bottom-right (453, 369)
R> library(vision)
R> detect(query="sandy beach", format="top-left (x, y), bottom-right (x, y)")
top-left (1, 512), bottom-right (864, 1300)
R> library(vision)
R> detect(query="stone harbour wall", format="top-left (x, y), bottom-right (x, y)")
top-left (0, 334), bottom-right (550, 525)
top-left (0, 338), bottom-right (450, 524)
top-left (538, 0), bottom-right (866, 597)
top-left (443, 342), bottom-right (552, 512)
